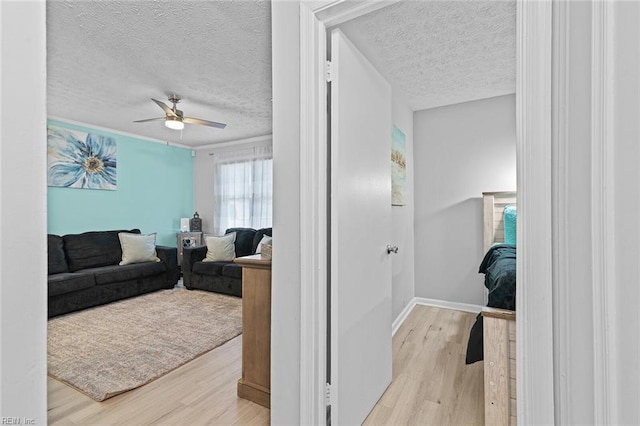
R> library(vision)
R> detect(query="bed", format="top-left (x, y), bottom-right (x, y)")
top-left (467, 191), bottom-right (517, 425)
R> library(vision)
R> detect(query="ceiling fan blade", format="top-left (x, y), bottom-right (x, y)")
top-left (133, 117), bottom-right (166, 123)
top-left (183, 117), bottom-right (227, 129)
top-left (151, 98), bottom-right (178, 117)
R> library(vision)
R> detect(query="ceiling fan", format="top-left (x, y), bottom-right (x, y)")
top-left (134, 95), bottom-right (227, 130)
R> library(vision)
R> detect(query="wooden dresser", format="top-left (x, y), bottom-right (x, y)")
top-left (234, 254), bottom-right (272, 408)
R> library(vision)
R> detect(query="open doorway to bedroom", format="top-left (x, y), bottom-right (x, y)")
top-left (278, 1), bottom-right (520, 424)
top-left (328, 2), bottom-right (517, 423)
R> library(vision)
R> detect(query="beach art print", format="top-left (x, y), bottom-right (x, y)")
top-left (47, 126), bottom-right (117, 190)
top-left (391, 125), bottom-right (407, 205)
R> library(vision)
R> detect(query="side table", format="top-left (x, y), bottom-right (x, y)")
top-left (176, 232), bottom-right (203, 267)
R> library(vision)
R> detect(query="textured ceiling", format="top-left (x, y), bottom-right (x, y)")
top-left (337, 0), bottom-right (516, 111)
top-left (47, 0), bottom-right (272, 148)
top-left (47, 1), bottom-right (515, 148)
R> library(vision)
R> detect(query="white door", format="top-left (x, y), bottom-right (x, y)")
top-left (330, 29), bottom-right (393, 425)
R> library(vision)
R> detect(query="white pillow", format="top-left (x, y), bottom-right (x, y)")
top-left (203, 232), bottom-right (236, 262)
top-left (255, 235), bottom-right (272, 254)
top-left (118, 233), bottom-right (160, 265)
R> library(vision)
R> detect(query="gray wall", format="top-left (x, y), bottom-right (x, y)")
top-left (413, 94), bottom-right (516, 305)
top-left (391, 96), bottom-right (415, 320)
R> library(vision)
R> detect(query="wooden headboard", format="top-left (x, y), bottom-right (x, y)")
top-left (482, 191), bottom-right (517, 254)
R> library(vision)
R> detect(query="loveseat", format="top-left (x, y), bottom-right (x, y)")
top-left (182, 227), bottom-right (272, 297)
top-left (48, 229), bottom-right (179, 318)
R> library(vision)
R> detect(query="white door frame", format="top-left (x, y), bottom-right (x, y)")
top-left (515, 1), bottom-right (555, 423)
top-left (298, 3), bottom-right (401, 423)
top-left (297, 1), bottom-right (555, 424)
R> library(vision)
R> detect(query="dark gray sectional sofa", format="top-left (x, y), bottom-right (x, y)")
top-left (48, 229), bottom-right (179, 318)
top-left (182, 227), bottom-right (271, 297)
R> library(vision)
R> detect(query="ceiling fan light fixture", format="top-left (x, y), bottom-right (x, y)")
top-left (134, 96), bottom-right (226, 130)
top-left (165, 116), bottom-right (184, 130)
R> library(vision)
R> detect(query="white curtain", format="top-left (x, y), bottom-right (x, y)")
top-left (213, 144), bottom-right (273, 235)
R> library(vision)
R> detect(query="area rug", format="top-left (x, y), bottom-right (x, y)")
top-left (47, 289), bottom-right (242, 401)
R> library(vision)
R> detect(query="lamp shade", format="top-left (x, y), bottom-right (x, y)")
top-left (165, 117), bottom-right (185, 130)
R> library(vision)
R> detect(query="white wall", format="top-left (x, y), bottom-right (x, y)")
top-left (194, 137), bottom-right (272, 235)
top-left (0, 1), bottom-right (48, 421)
top-left (612, 3), bottom-right (640, 422)
top-left (391, 96), bottom-right (415, 320)
top-left (546, 2), bottom-right (640, 422)
top-left (270, 2), bottom-right (301, 424)
top-left (193, 148), bottom-right (215, 234)
top-left (413, 94), bottom-right (516, 305)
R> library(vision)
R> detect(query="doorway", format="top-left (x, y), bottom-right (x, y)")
top-left (271, 1), bottom-right (555, 424)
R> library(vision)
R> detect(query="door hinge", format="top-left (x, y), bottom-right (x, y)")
top-left (326, 60), bottom-right (333, 83)
top-left (325, 382), bottom-right (332, 405)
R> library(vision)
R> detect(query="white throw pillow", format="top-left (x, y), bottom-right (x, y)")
top-left (203, 232), bottom-right (236, 262)
top-left (255, 235), bottom-right (272, 254)
top-left (119, 233), bottom-right (160, 265)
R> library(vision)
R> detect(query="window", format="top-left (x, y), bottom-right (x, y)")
top-left (213, 145), bottom-right (272, 235)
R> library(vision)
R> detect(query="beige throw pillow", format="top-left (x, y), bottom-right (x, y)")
top-left (119, 233), bottom-right (160, 265)
top-left (203, 232), bottom-right (236, 262)
top-left (255, 235), bottom-right (272, 254)
top-left (261, 238), bottom-right (272, 259)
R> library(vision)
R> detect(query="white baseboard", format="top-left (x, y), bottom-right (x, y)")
top-left (414, 297), bottom-right (483, 314)
top-left (392, 297), bottom-right (484, 336)
top-left (392, 299), bottom-right (417, 336)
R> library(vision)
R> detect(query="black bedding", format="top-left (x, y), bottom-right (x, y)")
top-left (465, 244), bottom-right (516, 364)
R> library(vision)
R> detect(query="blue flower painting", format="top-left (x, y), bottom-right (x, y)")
top-left (47, 126), bottom-right (117, 190)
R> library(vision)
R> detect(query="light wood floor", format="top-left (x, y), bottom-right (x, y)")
top-left (363, 305), bottom-right (484, 425)
top-left (48, 305), bottom-right (482, 425)
top-left (47, 335), bottom-right (270, 426)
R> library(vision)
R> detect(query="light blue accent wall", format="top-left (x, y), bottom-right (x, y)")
top-left (47, 119), bottom-right (194, 246)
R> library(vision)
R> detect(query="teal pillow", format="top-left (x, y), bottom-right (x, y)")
top-left (503, 205), bottom-right (517, 244)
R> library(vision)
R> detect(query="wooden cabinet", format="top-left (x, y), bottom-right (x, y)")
top-left (234, 254), bottom-right (272, 408)
top-left (176, 232), bottom-right (203, 267)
